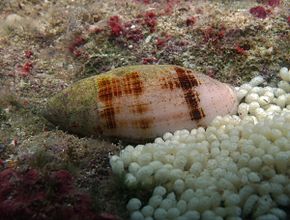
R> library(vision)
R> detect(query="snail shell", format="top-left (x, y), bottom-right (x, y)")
top-left (44, 65), bottom-right (238, 143)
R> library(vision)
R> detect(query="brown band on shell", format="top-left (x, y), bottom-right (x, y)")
top-left (130, 103), bottom-right (149, 114)
top-left (122, 72), bottom-right (144, 96)
top-left (184, 90), bottom-right (206, 120)
top-left (174, 67), bottom-right (206, 121)
top-left (97, 77), bottom-right (116, 129)
top-left (97, 72), bottom-right (144, 130)
top-left (94, 125), bottom-right (103, 135)
top-left (161, 67), bottom-right (200, 91)
top-left (99, 107), bottom-right (116, 129)
top-left (111, 78), bottom-right (123, 97)
top-left (175, 67), bottom-right (200, 89)
top-left (161, 77), bottom-right (175, 90)
top-left (98, 77), bottom-right (113, 102)
top-left (132, 118), bottom-right (154, 129)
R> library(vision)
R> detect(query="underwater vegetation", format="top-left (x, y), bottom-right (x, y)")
top-left (0, 168), bottom-right (92, 220)
top-left (0, 167), bottom-right (121, 220)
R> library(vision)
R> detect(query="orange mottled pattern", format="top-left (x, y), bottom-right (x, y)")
top-left (97, 71), bottom-right (147, 130)
top-left (97, 66), bottom-right (207, 132)
top-left (161, 66), bottom-right (206, 121)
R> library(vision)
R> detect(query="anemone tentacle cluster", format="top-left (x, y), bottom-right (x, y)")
top-left (110, 67), bottom-right (290, 220)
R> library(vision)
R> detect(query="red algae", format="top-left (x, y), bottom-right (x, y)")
top-left (143, 11), bottom-right (157, 32)
top-left (21, 61), bottom-right (33, 76)
top-left (135, 0), bottom-right (151, 4)
top-left (142, 57), bottom-right (158, 64)
top-left (186, 16), bottom-right (196, 26)
top-left (156, 35), bottom-right (171, 48)
top-left (163, 0), bottom-right (179, 15)
top-left (124, 21), bottom-right (144, 42)
top-left (202, 26), bottom-right (225, 43)
top-left (24, 50), bottom-right (33, 58)
top-left (249, 6), bottom-right (268, 19)
top-left (68, 35), bottom-right (86, 57)
top-left (235, 44), bottom-right (246, 55)
top-left (0, 168), bottom-right (119, 220)
top-left (126, 28), bottom-right (144, 42)
top-left (108, 16), bottom-right (124, 37)
top-left (267, 0), bottom-right (280, 7)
